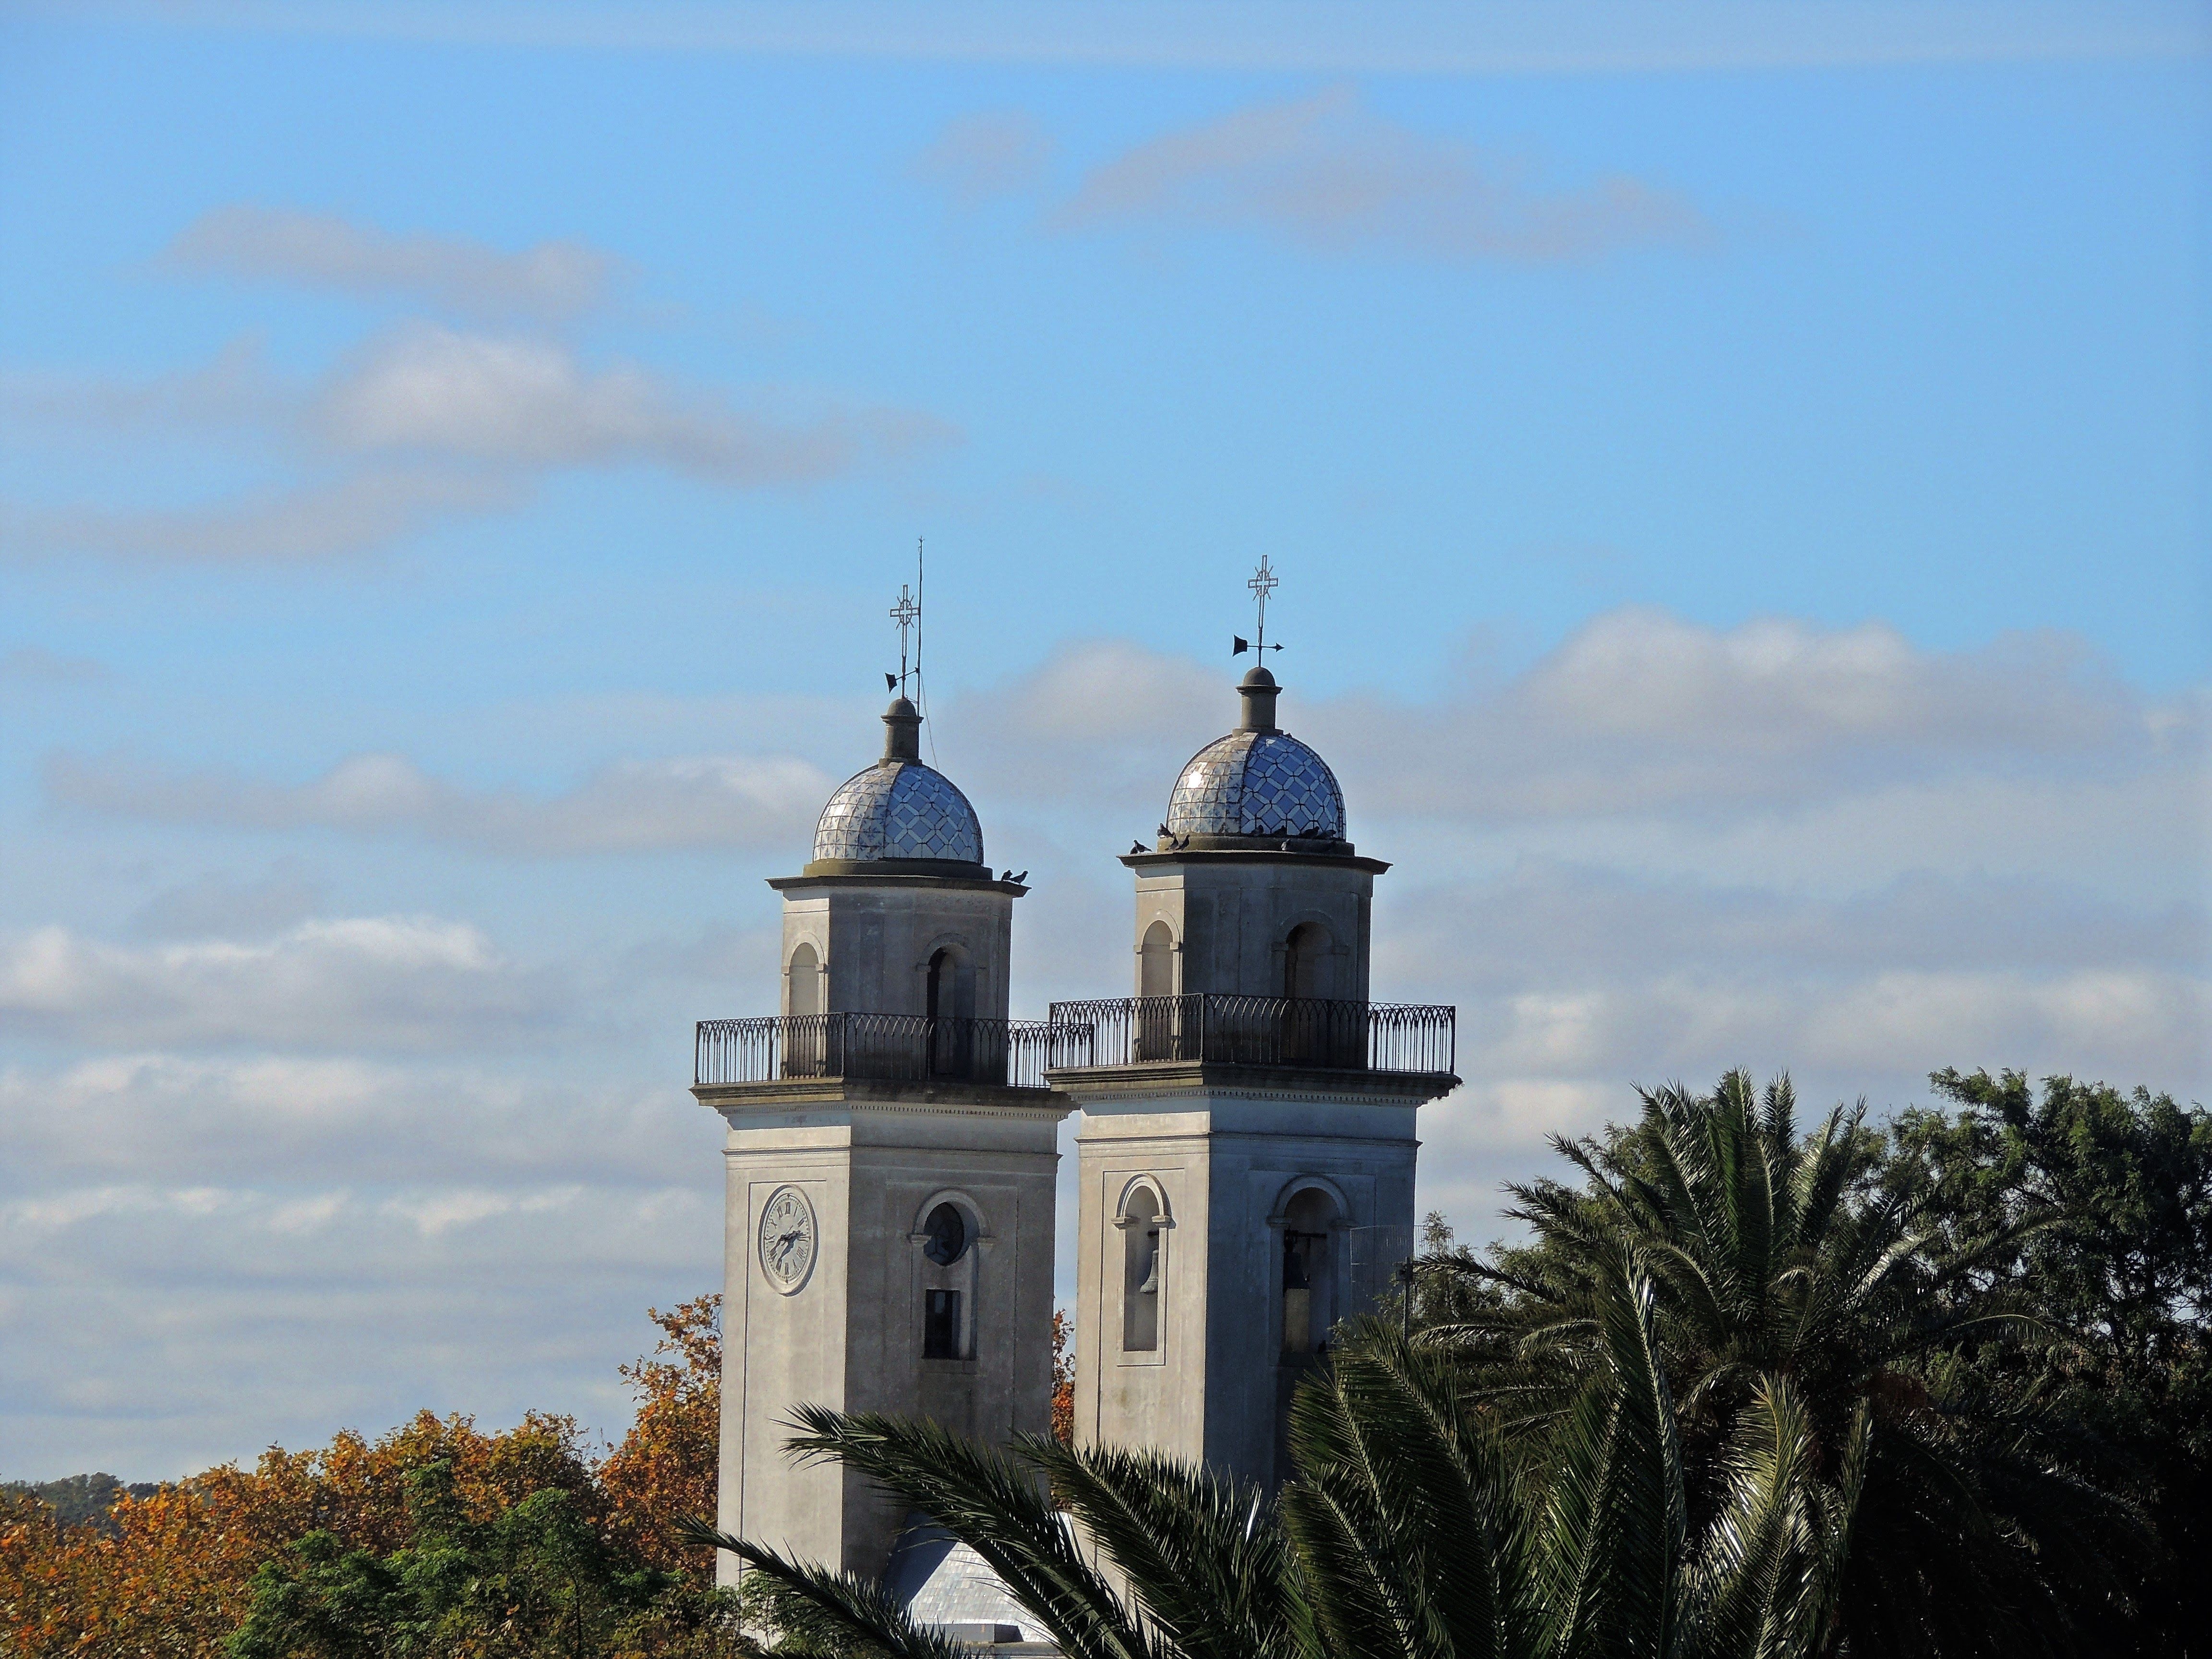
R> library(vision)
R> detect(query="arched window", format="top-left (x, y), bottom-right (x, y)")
top-left (1136, 922), bottom-right (1179, 1058)
top-left (1121, 1186), bottom-right (1164, 1353)
top-left (1283, 921), bottom-right (1333, 1002)
top-left (926, 946), bottom-right (977, 1078)
top-left (787, 942), bottom-right (823, 1016)
top-left (784, 942), bottom-right (825, 1074)
top-left (922, 1202), bottom-right (970, 1358)
top-left (1279, 1188), bottom-right (1337, 1357)
top-left (916, 1195), bottom-right (979, 1362)
top-left (1139, 920), bottom-right (1176, 999)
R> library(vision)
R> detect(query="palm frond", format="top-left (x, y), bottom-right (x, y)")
top-left (672, 1517), bottom-right (972, 1659)
top-left (778, 1406), bottom-right (1161, 1659)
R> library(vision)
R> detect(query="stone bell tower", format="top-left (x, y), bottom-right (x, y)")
top-left (1050, 660), bottom-right (1458, 1490)
top-left (695, 691), bottom-right (1069, 1579)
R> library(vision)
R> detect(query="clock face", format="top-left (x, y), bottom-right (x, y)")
top-left (757, 1185), bottom-right (818, 1294)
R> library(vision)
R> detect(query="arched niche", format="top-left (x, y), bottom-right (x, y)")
top-left (1282, 919), bottom-right (1336, 1002)
top-left (910, 1189), bottom-right (988, 1362)
top-left (1270, 1176), bottom-right (1349, 1358)
top-left (1115, 1180), bottom-right (1169, 1354)
top-left (786, 940), bottom-right (824, 1017)
top-left (925, 940), bottom-right (977, 1022)
top-left (1138, 918), bottom-right (1177, 999)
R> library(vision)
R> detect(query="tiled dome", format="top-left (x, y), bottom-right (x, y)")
top-left (1166, 728), bottom-right (1345, 842)
top-left (813, 759), bottom-right (984, 865)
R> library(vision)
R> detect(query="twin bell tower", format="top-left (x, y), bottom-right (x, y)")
top-left (690, 558), bottom-right (1458, 1594)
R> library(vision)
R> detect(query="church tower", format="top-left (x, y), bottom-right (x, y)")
top-left (1050, 635), bottom-right (1458, 1489)
top-left (695, 684), bottom-right (1069, 1580)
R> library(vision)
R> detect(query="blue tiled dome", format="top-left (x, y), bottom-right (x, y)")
top-left (1166, 729), bottom-right (1346, 841)
top-left (813, 759), bottom-right (985, 865)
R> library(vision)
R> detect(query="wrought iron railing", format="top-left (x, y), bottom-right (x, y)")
top-left (1045, 995), bottom-right (1455, 1076)
top-left (694, 1013), bottom-right (1078, 1089)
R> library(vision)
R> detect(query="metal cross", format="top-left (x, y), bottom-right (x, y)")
top-left (889, 583), bottom-right (920, 693)
top-left (1248, 554), bottom-right (1279, 654)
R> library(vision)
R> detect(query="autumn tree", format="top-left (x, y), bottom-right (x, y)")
top-left (1049, 1308), bottom-right (1075, 1447)
top-left (0, 1301), bottom-right (733, 1658)
top-left (600, 1293), bottom-right (723, 1577)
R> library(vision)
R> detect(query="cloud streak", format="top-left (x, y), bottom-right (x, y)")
top-left (0, 917), bottom-right (561, 1050)
top-left (0, 467), bottom-right (522, 565)
top-left (0, 326), bottom-right (960, 562)
top-left (316, 324), bottom-right (955, 481)
top-left (1055, 88), bottom-right (1711, 263)
top-left (159, 205), bottom-right (626, 323)
top-left (1, 207), bottom-right (961, 563)
top-left (46, 750), bottom-right (834, 855)
top-left (968, 610), bottom-right (2200, 830)
top-left (912, 111), bottom-right (1057, 205)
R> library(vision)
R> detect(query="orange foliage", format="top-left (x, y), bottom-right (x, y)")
top-left (601, 1293), bottom-right (722, 1577)
top-left (1050, 1307), bottom-right (1076, 1446)
top-left (0, 1302), bottom-right (722, 1658)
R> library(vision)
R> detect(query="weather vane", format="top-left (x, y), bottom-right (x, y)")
top-left (1232, 553), bottom-right (1284, 661)
top-left (886, 537), bottom-right (925, 696)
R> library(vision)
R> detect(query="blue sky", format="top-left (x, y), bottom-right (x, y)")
top-left (1, 0), bottom-right (2205, 1478)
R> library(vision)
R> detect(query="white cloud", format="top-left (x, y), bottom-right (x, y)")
top-left (314, 324), bottom-right (956, 481)
top-left (47, 749), bottom-right (833, 855)
top-left (0, 917), bottom-right (561, 1050)
top-left (945, 625), bottom-right (2206, 1248)
top-left (1055, 88), bottom-right (1711, 263)
top-left (1381, 855), bottom-right (2209, 1245)
top-left (0, 466), bottom-right (521, 565)
top-left (969, 612), bottom-right (2201, 833)
top-left (0, 336), bottom-right (287, 433)
top-left (1508, 609), bottom-right (2143, 754)
top-left (5, 602), bottom-right (2203, 1474)
top-left (160, 205), bottom-right (624, 322)
top-left (0, 1169), bottom-right (719, 1475)
top-left (1378, 862), bottom-right (2206, 988)
top-left (1340, 609), bottom-right (2195, 825)
top-left (0, 1050), bottom-right (716, 1190)
top-left (0, 325), bottom-right (961, 562)
top-left (128, 867), bottom-right (327, 940)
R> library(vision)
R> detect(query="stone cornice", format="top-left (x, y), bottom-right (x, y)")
top-left (769, 866), bottom-right (1027, 894)
top-left (1044, 1059), bottom-right (1456, 1107)
top-left (693, 1076), bottom-right (1072, 1124)
top-left (1119, 848), bottom-right (1390, 875)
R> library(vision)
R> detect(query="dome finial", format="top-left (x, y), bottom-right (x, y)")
top-left (883, 694), bottom-right (922, 760)
top-left (1237, 664), bottom-right (1279, 732)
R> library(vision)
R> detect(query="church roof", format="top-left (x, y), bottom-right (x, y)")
top-left (1164, 667), bottom-right (1346, 843)
top-left (813, 757), bottom-right (984, 865)
top-left (883, 1514), bottom-right (1047, 1646)
top-left (1167, 728), bottom-right (1345, 842)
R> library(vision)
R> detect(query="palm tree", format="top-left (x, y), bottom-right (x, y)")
top-left (1415, 1070), bottom-right (2140, 1657)
top-left (683, 1246), bottom-right (1863, 1659)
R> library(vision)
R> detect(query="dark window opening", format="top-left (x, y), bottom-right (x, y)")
top-left (924, 1288), bottom-right (963, 1359)
top-left (1283, 1229), bottom-right (1326, 1354)
top-left (923, 1202), bottom-right (968, 1266)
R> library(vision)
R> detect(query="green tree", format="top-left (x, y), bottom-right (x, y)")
top-left (1420, 1070), bottom-right (2140, 1658)
top-left (229, 1457), bottom-right (746, 1659)
top-left (1884, 1069), bottom-right (2212, 1657)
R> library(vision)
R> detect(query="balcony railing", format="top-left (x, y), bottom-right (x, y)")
top-left (1045, 994), bottom-right (1456, 1076)
top-left (694, 1012), bottom-right (1076, 1089)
